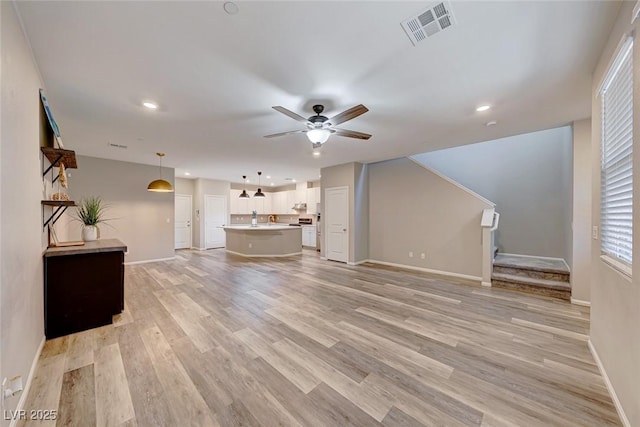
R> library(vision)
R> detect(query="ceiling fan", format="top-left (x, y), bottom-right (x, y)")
top-left (264, 104), bottom-right (371, 147)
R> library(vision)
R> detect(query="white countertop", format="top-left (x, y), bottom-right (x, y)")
top-left (223, 225), bottom-right (301, 231)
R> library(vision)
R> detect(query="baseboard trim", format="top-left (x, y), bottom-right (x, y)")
top-left (9, 336), bottom-right (45, 427)
top-left (367, 259), bottom-right (482, 283)
top-left (570, 298), bottom-right (591, 307)
top-left (124, 256), bottom-right (176, 265)
top-left (481, 281), bottom-right (492, 287)
top-left (499, 252), bottom-right (571, 272)
top-left (191, 247), bottom-right (207, 251)
top-left (225, 250), bottom-right (302, 258)
top-left (347, 259), bottom-right (370, 266)
top-left (588, 339), bottom-right (630, 427)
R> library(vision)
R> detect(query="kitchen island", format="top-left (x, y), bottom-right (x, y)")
top-left (223, 225), bottom-right (302, 257)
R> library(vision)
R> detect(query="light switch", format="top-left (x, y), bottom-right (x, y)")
top-left (592, 225), bottom-right (598, 240)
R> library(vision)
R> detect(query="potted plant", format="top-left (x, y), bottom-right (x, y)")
top-left (75, 196), bottom-right (110, 241)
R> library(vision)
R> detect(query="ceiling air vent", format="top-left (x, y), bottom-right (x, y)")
top-left (108, 143), bottom-right (128, 149)
top-left (401, 1), bottom-right (456, 46)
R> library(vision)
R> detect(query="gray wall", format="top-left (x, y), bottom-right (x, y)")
top-left (320, 162), bottom-right (369, 263)
top-left (62, 155), bottom-right (175, 263)
top-left (368, 158), bottom-right (493, 278)
top-left (590, 2), bottom-right (639, 425)
top-left (192, 178), bottom-right (230, 249)
top-left (413, 126), bottom-right (573, 262)
top-left (1, 4), bottom-right (47, 423)
top-left (572, 119), bottom-right (592, 302)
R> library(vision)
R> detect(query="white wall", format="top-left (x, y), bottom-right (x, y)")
top-left (60, 155), bottom-right (175, 263)
top-left (368, 157), bottom-right (493, 278)
top-left (589, 2), bottom-right (640, 425)
top-left (1, 3), bottom-right (47, 424)
top-left (413, 126), bottom-right (573, 263)
top-left (572, 119), bottom-right (592, 303)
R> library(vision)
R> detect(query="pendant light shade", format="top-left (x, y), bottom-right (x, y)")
top-left (254, 171), bottom-right (265, 198)
top-left (147, 152), bottom-right (174, 193)
top-left (239, 175), bottom-right (250, 198)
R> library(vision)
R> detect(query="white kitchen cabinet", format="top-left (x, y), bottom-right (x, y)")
top-left (230, 189), bottom-right (242, 213)
top-left (306, 187), bottom-right (320, 214)
top-left (253, 193), bottom-right (271, 214)
top-left (286, 190), bottom-right (297, 213)
top-left (302, 225), bottom-right (316, 247)
top-left (272, 191), bottom-right (286, 214)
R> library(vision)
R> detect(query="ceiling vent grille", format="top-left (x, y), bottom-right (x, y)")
top-left (401, 1), bottom-right (456, 46)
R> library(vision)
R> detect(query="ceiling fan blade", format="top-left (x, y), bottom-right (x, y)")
top-left (272, 106), bottom-right (309, 123)
top-left (333, 128), bottom-right (372, 140)
top-left (263, 130), bottom-right (306, 138)
top-left (328, 104), bottom-right (369, 126)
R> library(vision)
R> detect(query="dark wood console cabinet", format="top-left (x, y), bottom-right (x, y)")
top-left (44, 239), bottom-right (127, 338)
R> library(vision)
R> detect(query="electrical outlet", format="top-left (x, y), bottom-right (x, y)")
top-left (409, 251), bottom-right (413, 258)
top-left (420, 253), bottom-right (425, 259)
top-left (592, 225), bottom-right (599, 240)
top-left (3, 376), bottom-right (22, 399)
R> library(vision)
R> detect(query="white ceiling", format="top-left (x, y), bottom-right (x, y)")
top-left (16, 1), bottom-right (620, 186)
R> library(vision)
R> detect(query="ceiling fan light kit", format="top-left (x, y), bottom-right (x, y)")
top-left (265, 103), bottom-right (371, 146)
top-left (147, 152), bottom-right (174, 193)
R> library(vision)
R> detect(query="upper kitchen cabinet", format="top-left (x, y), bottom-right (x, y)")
top-left (306, 187), bottom-right (321, 214)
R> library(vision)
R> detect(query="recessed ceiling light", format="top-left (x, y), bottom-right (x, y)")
top-left (246, 179), bottom-right (250, 183)
top-left (143, 101), bottom-right (158, 109)
top-left (266, 175), bottom-right (271, 179)
top-left (486, 121), bottom-right (498, 127)
top-left (184, 172), bottom-right (191, 176)
top-left (313, 151), bottom-right (321, 157)
top-left (476, 105), bottom-right (491, 112)
top-left (223, 1), bottom-right (239, 15)
top-left (292, 179), bottom-right (297, 183)
top-left (270, 183), bottom-right (275, 186)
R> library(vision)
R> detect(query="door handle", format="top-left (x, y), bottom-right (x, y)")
top-left (343, 228), bottom-right (347, 232)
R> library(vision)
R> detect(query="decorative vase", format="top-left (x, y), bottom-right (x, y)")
top-left (251, 218), bottom-right (258, 227)
top-left (82, 225), bottom-right (98, 242)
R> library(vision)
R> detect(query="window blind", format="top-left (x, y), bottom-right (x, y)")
top-left (601, 38), bottom-right (633, 265)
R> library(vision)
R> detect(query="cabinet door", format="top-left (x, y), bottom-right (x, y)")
top-left (306, 188), bottom-right (316, 214)
top-left (230, 189), bottom-right (241, 214)
top-left (286, 190), bottom-right (297, 213)
top-left (262, 192), bottom-right (272, 214)
top-left (254, 195), bottom-right (270, 214)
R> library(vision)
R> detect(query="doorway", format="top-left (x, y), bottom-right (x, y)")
top-left (325, 186), bottom-right (349, 263)
top-left (205, 194), bottom-right (227, 249)
top-left (175, 194), bottom-right (192, 249)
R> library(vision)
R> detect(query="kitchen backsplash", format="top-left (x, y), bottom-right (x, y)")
top-left (229, 214), bottom-right (315, 225)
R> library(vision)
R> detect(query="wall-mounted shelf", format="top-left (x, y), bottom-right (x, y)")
top-left (41, 147), bottom-right (77, 183)
top-left (41, 200), bottom-right (76, 229)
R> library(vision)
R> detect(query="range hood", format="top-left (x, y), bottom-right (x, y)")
top-left (292, 203), bottom-right (307, 210)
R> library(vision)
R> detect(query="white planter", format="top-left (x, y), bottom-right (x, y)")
top-left (82, 225), bottom-right (98, 241)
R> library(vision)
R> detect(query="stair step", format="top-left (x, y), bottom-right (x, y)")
top-left (493, 254), bottom-right (569, 275)
top-left (491, 272), bottom-right (571, 301)
top-left (493, 265), bottom-right (569, 282)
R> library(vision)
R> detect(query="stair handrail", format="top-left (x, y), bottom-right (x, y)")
top-left (481, 208), bottom-right (499, 287)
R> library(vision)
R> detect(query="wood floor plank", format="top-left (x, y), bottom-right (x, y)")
top-left (94, 343), bottom-right (135, 427)
top-left (21, 355), bottom-right (66, 427)
top-left (57, 365), bottom-right (96, 427)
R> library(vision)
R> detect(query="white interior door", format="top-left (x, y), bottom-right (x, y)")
top-left (205, 194), bottom-right (227, 249)
top-left (325, 186), bottom-right (349, 263)
top-left (175, 194), bottom-right (192, 249)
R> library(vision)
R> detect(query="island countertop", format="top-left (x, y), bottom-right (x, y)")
top-left (223, 225), bottom-right (301, 231)
top-left (43, 238), bottom-right (127, 257)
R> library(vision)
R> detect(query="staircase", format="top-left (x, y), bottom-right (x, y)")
top-left (491, 254), bottom-right (570, 300)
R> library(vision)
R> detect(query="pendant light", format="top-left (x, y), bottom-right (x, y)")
top-left (239, 175), bottom-right (250, 198)
top-left (254, 171), bottom-right (265, 197)
top-left (147, 152), bottom-right (174, 192)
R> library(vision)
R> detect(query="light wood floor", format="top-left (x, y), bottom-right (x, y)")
top-left (20, 249), bottom-right (620, 426)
